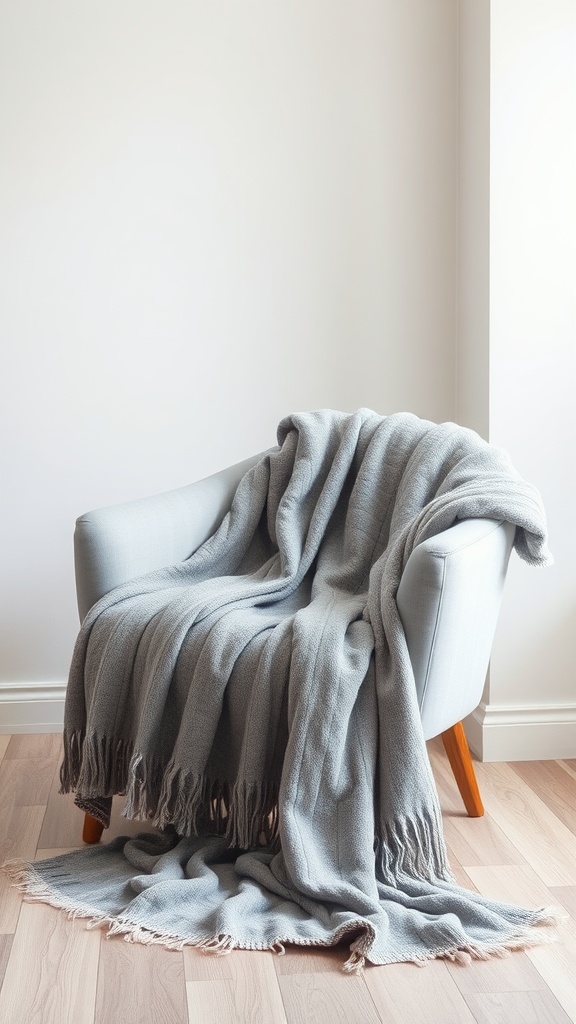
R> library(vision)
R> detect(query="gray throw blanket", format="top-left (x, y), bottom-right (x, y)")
top-left (6, 410), bottom-right (559, 969)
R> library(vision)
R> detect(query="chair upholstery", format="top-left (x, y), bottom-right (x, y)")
top-left (73, 451), bottom-right (515, 840)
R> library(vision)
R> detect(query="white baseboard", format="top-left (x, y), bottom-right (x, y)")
top-left (465, 701), bottom-right (576, 761)
top-left (2, 684), bottom-right (576, 759)
top-left (0, 682), bottom-right (65, 734)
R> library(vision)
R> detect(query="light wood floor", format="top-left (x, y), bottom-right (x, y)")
top-left (0, 733), bottom-right (575, 1024)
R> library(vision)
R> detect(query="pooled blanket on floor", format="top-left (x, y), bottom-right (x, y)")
top-left (7, 410), bottom-right (558, 969)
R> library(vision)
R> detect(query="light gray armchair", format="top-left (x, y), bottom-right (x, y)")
top-left (73, 451), bottom-right (515, 844)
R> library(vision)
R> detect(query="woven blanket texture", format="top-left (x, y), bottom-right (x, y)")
top-left (5, 409), bottom-right (558, 970)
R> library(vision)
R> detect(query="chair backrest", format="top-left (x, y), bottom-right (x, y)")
top-left (74, 453), bottom-right (265, 620)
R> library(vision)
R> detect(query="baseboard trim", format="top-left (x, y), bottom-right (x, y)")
top-left (2, 684), bottom-right (576, 758)
top-left (0, 682), bottom-right (66, 734)
top-left (465, 701), bottom-right (576, 761)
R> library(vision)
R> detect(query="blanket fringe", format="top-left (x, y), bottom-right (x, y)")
top-left (375, 806), bottom-right (453, 886)
top-left (343, 951), bottom-right (366, 974)
top-left (343, 905), bottom-right (565, 973)
top-left (3, 859), bottom-right (564, 974)
top-left (60, 730), bottom-right (138, 828)
top-left (60, 729), bottom-right (281, 849)
top-left (403, 914), bottom-right (565, 969)
top-left (153, 761), bottom-right (281, 850)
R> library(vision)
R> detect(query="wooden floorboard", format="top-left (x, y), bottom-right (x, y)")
top-left (279, 971), bottom-right (381, 1024)
top-left (0, 734), bottom-right (574, 1024)
top-left (0, 902), bottom-right (101, 1024)
top-left (95, 938), bottom-right (189, 1024)
top-left (463, 864), bottom-right (576, 1021)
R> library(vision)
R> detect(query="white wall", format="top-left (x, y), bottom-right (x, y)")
top-left (488, 0), bottom-right (576, 710)
top-left (0, 1), bottom-right (458, 694)
top-left (456, 0), bottom-right (490, 439)
top-left (458, 0), bottom-right (576, 759)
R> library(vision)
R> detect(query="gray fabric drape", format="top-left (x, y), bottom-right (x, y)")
top-left (6, 410), bottom-right (558, 969)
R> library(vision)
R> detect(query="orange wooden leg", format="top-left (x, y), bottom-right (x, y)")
top-left (440, 721), bottom-right (484, 817)
top-left (82, 812), bottom-right (105, 844)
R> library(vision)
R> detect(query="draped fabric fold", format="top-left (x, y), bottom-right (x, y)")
top-left (5, 410), bottom-right (558, 968)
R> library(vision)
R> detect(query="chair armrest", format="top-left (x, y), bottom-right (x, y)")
top-left (396, 518), bottom-right (515, 740)
top-left (74, 452), bottom-right (266, 621)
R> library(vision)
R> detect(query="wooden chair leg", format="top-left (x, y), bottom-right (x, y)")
top-left (440, 721), bottom-right (484, 817)
top-left (82, 812), bottom-right (105, 844)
